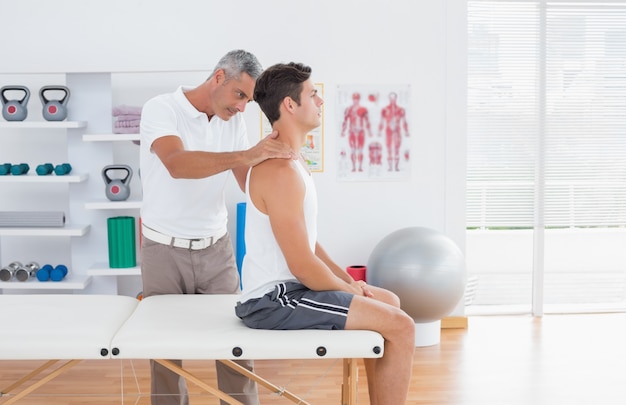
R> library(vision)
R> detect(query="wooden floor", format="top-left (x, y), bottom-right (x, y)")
top-left (2, 313), bottom-right (626, 404)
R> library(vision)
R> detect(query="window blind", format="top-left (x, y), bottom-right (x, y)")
top-left (545, 2), bottom-right (626, 228)
top-left (467, 0), bottom-right (626, 230)
top-left (467, 1), bottom-right (540, 229)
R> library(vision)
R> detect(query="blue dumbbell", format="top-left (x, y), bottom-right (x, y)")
top-left (0, 163), bottom-right (11, 175)
top-left (54, 163), bottom-right (72, 175)
top-left (50, 264), bottom-right (68, 281)
top-left (36, 163), bottom-right (54, 175)
top-left (36, 264), bottom-right (54, 281)
top-left (10, 163), bottom-right (29, 175)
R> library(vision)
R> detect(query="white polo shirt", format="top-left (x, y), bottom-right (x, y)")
top-left (140, 86), bottom-right (250, 238)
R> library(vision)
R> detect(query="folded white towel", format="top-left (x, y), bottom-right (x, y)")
top-left (113, 126), bottom-right (140, 134)
top-left (115, 114), bottom-right (142, 121)
top-left (112, 105), bottom-right (142, 116)
top-left (114, 120), bottom-right (141, 128)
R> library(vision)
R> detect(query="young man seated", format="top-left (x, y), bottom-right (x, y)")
top-left (235, 62), bottom-right (415, 405)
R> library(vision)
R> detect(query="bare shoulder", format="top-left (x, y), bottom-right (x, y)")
top-left (249, 158), bottom-right (303, 214)
top-left (252, 158), bottom-right (301, 184)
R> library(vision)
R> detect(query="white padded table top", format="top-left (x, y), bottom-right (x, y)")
top-left (111, 294), bottom-right (384, 360)
top-left (0, 294), bottom-right (139, 360)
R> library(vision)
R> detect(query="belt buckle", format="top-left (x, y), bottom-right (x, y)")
top-left (189, 237), bottom-right (214, 250)
top-left (189, 238), bottom-right (202, 250)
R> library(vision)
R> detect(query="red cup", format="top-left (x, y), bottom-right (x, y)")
top-left (347, 265), bottom-right (366, 282)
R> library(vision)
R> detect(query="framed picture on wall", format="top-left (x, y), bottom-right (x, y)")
top-left (260, 83), bottom-right (325, 173)
top-left (337, 84), bottom-right (411, 181)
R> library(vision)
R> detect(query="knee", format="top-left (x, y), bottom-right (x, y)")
top-left (388, 290), bottom-right (401, 308)
top-left (387, 309), bottom-right (416, 347)
top-left (373, 287), bottom-right (401, 308)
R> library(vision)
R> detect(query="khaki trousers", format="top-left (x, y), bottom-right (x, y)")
top-left (141, 233), bottom-right (259, 405)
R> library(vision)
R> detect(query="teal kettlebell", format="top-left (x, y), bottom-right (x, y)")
top-left (40, 85), bottom-right (70, 121)
top-left (103, 165), bottom-right (133, 201)
top-left (1, 86), bottom-right (30, 121)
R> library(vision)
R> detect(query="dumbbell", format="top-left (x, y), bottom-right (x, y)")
top-left (36, 264), bottom-right (53, 281)
top-left (50, 264), bottom-right (68, 281)
top-left (0, 261), bottom-right (22, 281)
top-left (10, 163), bottom-right (30, 175)
top-left (0, 163), bottom-right (11, 175)
top-left (36, 163), bottom-right (54, 176)
top-left (54, 163), bottom-right (72, 175)
top-left (36, 264), bottom-right (67, 281)
top-left (15, 261), bottom-right (39, 282)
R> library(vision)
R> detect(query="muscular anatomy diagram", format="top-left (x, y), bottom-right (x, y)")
top-left (378, 92), bottom-right (409, 172)
top-left (341, 92), bottom-right (372, 172)
top-left (337, 86), bottom-right (411, 180)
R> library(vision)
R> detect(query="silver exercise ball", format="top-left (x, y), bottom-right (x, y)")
top-left (367, 227), bottom-right (466, 323)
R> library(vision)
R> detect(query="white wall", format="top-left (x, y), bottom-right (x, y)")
top-left (1, 0), bottom-right (467, 311)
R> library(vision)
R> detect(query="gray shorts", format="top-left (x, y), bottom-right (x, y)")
top-left (235, 282), bottom-right (354, 330)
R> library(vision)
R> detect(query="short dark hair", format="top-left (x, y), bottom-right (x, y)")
top-left (254, 62), bottom-right (312, 125)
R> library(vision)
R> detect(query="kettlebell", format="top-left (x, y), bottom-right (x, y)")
top-left (39, 85), bottom-right (70, 121)
top-left (102, 164), bottom-right (133, 201)
top-left (1, 85), bottom-right (30, 121)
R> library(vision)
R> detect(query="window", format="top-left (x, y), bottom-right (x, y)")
top-left (467, 0), bottom-right (626, 315)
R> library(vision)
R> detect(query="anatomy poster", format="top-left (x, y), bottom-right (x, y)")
top-left (260, 83), bottom-right (325, 172)
top-left (337, 85), bottom-right (411, 181)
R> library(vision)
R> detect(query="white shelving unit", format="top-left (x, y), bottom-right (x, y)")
top-left (0, 173), bottom-right (88, 183)
top-left (83, 133), bottom-right (140, 142)
top-left (0, 72), bottom-right (142, 295)
top-left (82, 131), bottom-right (142, 287)
top-left (0, 121), bottom-right (87, 129)
top-left (0, 224), bottom-right (90, 237)
top-left (87, 261), bottom-right (141, 277)
top-left (0, 274), bottom-right (92, 290)
top-left (85, 200), bottom-right (142, 210)
top-left (0, 117), bottom-right (96, 292)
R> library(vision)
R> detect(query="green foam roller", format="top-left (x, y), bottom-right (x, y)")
top-left (107, 216), bottom-right (136, 268)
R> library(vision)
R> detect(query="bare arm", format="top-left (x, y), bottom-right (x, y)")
top-left (315, 241), bottom-right (374, 297)
top-left (152, 131), bottom-right (295, 191)
top-left (251, 159), bottom-right (364, 294)
top-left (314, 242), bottom-right (353, 284)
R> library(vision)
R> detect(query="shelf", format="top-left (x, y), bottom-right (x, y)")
top-left (0, 72), bottom-right (144, 296)
top-left (88, 262), bottom-right (141, 276)
top-left (0, 173), bottom-right (88, 183)
top-left (85, 199), bottom-right (142, 210)
top-left (0, 121), bottom-right (87, 129)
top-left (83, 133), bottom-right (140, 142)
top-left (0, 274), bottom-right (92, 290)
top-left (0, 224), bottom-right (90, 236)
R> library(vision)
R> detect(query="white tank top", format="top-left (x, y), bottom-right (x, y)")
top-left (240, 161), bottom-right (317, 302)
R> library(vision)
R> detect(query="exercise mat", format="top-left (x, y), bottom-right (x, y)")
top-left (0, 211), bottom-right (65, 227)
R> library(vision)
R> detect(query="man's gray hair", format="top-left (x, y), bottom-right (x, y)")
top-left (208, 49), bottom-right (263, 81)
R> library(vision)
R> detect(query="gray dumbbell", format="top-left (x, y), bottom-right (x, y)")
top-left (15, 261), bottom-right (39, 282)
top-left (0, 261), bottom-right (23, 281)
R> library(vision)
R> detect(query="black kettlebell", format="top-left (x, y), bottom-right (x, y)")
top-left (1, 86), bottom-right (30, 121)
top-left (40, 85), bottom-right (70, 121)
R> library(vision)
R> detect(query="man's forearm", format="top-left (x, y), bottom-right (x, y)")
top-left (164, 150), bottom-right (250, 179)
